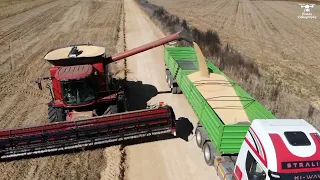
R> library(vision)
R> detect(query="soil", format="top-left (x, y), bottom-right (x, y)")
top-left (0, 0), bottom-right (221, 179)
top-left (0, 0), bottom-right (122, 179)
top-left (122, 0), bottom-right (218, 179)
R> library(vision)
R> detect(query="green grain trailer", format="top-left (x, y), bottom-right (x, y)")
top-left (163, 46), bottom-right (280, 179)
top-left (163, 46), bottom-right (276, 155)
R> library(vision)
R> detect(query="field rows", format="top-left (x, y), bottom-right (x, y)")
top-left (148, 0), bottom-right (320, 108)
top-left (0, 0), bottom-right (122, 179)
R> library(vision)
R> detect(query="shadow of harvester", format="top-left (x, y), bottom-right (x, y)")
top-left (125, 81), bottom-right (194, 141)
top-left (125, 80), bottom-right (194, 139)
top-left (125, 80), bottom-right (158, 110)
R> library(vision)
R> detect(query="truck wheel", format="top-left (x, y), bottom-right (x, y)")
top-left (104, 105), bottom-right (118, 115)
top-left (203, 141), bottom-right (216, 166)
top-left (195, 126), bottom-right (207, 148)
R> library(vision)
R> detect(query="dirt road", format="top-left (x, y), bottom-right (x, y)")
top-left (122, 0), bottom-right (217, 179)
top-left (0, 0), bottom-right (122, 179)
top-left (0, 0), bottom-right (219, 179)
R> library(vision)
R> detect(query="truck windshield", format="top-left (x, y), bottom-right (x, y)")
top-left (61, 78), bottom-right (96, 106)
top-left (269, 170), bottom-right (320, 180)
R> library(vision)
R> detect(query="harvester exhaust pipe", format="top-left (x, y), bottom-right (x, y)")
top-left (111, 29), bottom-right (194, 61)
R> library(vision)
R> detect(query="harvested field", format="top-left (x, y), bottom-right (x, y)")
top-left (0, 0), bottom-right (56, 20)
top-left (145, 0), bottom-right (320, 104)
top-left (0, 0), bottom-right (123, 179)
top-left (136, 0), bottom-right (320, 127)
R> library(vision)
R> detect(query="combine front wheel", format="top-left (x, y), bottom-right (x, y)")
top-left (48, 103), bottom-right (66, 122)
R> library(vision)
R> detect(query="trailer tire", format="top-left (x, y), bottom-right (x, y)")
top-left (104, 105), bottom-right (118, 115)
top-left (168, 74), bottom-right (173, 89)
top-left (171, 86), bottom-right (178, 94)
top-left (203, 141), bottom-right (216, 166)
top-left (195, 126), bottom-right (207, 148)
top-left (165, 69), bottom-right (170, 82)
top-left (176, 86), bottom-right (182, 94)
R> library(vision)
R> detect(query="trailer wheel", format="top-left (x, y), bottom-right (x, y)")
top-left (195, 126), bottom-right (207, 148)
top-left (171, 86), bottom-right (178, 94)
top-left (168, 74), bottom-right (173, 89)
top-left (165, 69), bottom-right (170, 82)
top-left (176, 86), bottom-right (182, 94)
top-left (104, 105), bottom-right (118, 115)
top-left (203, 141), bottom-right (216, 166)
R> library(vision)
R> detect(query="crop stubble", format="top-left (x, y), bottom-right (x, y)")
top-left (0, 0), bottom-right (123, 179)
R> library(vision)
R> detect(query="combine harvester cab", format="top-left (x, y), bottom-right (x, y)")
top-left (0, 29), bottom-right (194, 161)
top-left (43, 45), bottom-right (128, 122)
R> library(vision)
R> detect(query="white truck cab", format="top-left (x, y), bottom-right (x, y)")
top-left (234, 119), bottom-right (320, 180)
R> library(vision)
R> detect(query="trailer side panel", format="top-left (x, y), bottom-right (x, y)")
top-left (164, 46), bottom-right (275, 155)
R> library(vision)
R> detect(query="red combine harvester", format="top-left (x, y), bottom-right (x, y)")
top-left (0, 30), bottom-right (194, 161)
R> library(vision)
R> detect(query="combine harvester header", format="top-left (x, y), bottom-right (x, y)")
top-left (0, 104), bottom-right (175, 160)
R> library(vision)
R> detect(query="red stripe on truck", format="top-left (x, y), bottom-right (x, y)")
top-left (250, 127), bottom-right (268, 166)
top-left (245, 137), bottom-right (268, 167)
top-left (235, 165), bottom-right (243, 180)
